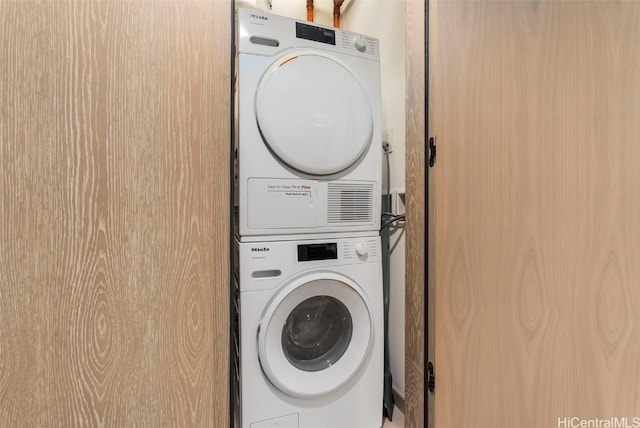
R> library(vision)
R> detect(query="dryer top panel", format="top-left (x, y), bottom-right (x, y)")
top-left (237, 8), bottom-right (380, 61)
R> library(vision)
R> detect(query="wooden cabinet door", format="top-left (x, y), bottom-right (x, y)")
top-left (0, 2), bottom-right (230, 426)
top-left (429, 1), bottom-right (640, 427)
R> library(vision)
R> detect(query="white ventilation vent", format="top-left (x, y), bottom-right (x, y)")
top-left (327, 183), bottom-right (374, 223)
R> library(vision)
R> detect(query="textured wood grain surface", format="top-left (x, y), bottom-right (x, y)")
top-left (432, 1), bottom-right (640, 427)
top-left (404, 0), bottom-right (426, 426)
top-left (0, 1), bottom-right (230, 426)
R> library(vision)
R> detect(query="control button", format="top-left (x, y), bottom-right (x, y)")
top-left (353, 36), bottom-right (367, 53)
top-left (355, 242), bottom-right (368, 257)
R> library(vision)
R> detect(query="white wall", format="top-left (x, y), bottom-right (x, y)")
top-left (246, 0), bottom-right (407, 399)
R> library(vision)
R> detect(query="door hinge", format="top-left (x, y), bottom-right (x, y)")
top-left (428, 137), bottom-right (436, 167)
top-left (427, 361), bottom-right (435, 393)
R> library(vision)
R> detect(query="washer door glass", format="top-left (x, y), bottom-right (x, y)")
top-left (258, 276), bottom-right (373, 398)
top-left (281, 296), bottom-right (353, 372)
top-left (255, 52), bottom-right (374, 176)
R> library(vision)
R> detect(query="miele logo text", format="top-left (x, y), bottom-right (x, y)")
top-left (251, 247), bottom-right (270, 252)
top-left (250, 14), bottom-right (268, 21)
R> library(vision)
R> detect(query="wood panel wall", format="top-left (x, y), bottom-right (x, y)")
top-left (0, 2), bottom-right (231, 425)
top-left (405, 0), bottom-right (426, 426)
top-left (432, 2), bottom-right (640, 427)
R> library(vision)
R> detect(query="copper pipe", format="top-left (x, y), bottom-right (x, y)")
top-left (307, 0), bottom-right (314, 22)
top-left (333, 0), bottom-right (345, 28)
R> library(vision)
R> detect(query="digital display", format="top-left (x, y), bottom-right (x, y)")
top-left (296, 22), bottom-right (336, 45)
top-left (298, 243), bottom-right (338, 262)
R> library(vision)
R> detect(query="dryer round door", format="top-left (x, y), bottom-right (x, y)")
top-left (258, 272), bottom-right (374, 398)
top-left (255, 51), bottom-right (374, 176)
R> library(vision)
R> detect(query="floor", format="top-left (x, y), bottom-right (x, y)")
top-left (382, 407), bottom-right (404, 428)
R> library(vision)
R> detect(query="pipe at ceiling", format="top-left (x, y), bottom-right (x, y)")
top-left (307, 0), bottom-right (314, 22)
top-left (333, 0), bottom-right (345, 28)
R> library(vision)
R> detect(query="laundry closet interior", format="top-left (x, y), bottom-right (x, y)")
top-left (6, 1), bottom-right (640, 427)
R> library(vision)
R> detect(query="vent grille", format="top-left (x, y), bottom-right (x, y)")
top-left (327, 183), bottom-right (374, 223)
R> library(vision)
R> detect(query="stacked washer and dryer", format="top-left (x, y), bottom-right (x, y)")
top-left (233, 9), bottom-right (384, 428)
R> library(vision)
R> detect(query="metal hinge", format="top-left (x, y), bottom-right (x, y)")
top-left (428, 137), bottom-right (436, 167)
top-left (428, 361), bottom-right (435, 393)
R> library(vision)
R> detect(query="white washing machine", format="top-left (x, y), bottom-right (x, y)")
top-left (234, 235), bottom-right (383, 428)
top-left (235, 9), bottom-right (382, 240)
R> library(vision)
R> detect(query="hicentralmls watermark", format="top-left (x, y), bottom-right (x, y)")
top-left (557, 417), bottom-right (640, 428)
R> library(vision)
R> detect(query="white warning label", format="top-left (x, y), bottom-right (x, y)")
top-left (248, 178), bottom-right (318, 229)
top-left (266, 183), bottom-right (313, 197)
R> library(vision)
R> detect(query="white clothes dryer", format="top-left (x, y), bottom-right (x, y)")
top-left (234, 235), bottom-right (383, 428)
top-left (235, 9), bottom-right (382, 241)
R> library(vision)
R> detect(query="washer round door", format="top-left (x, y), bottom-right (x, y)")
top-left (255, 51), bottom-right (374, 176)
top-left (258, 272), bottom-right (374, 398)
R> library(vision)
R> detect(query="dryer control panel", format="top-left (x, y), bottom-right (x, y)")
top-left (237, 8), bottom-right (379, 60)
top-left (296, 22), bottom-right (336, 45)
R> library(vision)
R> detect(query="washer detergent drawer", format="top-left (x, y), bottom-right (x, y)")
top-left (250, 413), bottom-right (298, 428)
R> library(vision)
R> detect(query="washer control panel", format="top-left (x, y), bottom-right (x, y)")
top-left (297, 242), bottom-right (338, 262)
top-left (238, 236), bottom-right (380, 269)
top-left (294, 238), bottom-right (379, 262)
top-left (238, 236), bottom-right (381, 292)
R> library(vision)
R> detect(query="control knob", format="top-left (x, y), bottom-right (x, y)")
top-left (353, 36), bottom-right (367, 53)
top-left (355, 241), bottom-right (368, 258)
